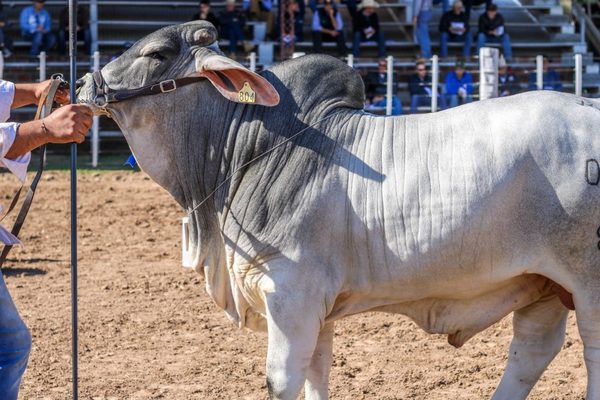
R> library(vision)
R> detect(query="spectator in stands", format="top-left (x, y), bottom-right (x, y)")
top-left (243, 0), bottom-right (273, 38)
top-left (498, 55), bottom-right (520, 96)
top-left (527, 57), bottom-right (563, 91)
top-left (409, 60), bottom-right (445, 112)
top-left (192, 0), bottom-right (220, 31)
top-left (445, 60), bottom-right (473, 107)
top-left (219, 0), bottom-right (247, 56)
top-left (20, 0), bottom-right (56, 59)
top-left (352, 0), bottom-right (386, 58)
top-left (463, 0), bottom-right (490, 20)
top-left (412, 0), bottom-right (432, 58)
top-left (278, 0), bottom-right (305, 43)
top-left (476, 3), bottom-right (512, 61)
top-left (312, 0), bottom-right (347, 56)
top-left (439, 0), bottom-right (471, 58)
top-left (365, 58), bottom-right (399, 96)
top-left (58, 5), bottom-right (91, 56)
top-left (366, 85), bottom-right (403, 115)
top-left (0, 1), bottom-right (11, 58)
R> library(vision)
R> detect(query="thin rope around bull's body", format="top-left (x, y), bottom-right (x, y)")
top-left (187, 112), bottom-right (339, 216)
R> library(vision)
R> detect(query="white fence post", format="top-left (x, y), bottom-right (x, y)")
top-left (536, 55), bottom-right (544, 90)
top-left (39, 51), bottom-right (47, 81)
top-left (431, 55), bottom-right (439, 113)
top-left (249, 52), bottom-right (256, 72)
top-left (346, 54), bottom-right (354, 68)
top-left (91, 51), bottom-right (100, 168)
top-left (479, 47), bottom-right (499, 100)
top-left (574, 53), bottom-right (583, 97)
top-left (0, 52), bottom-right (4, 80)
top-left (386, 55), bottom-right (393, 116)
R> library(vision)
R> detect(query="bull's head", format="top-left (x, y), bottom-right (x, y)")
top-left (77, 20), bottom-right (279, 116)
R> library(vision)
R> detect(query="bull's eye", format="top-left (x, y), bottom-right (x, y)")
top-left (147, 52), bottom-right (165, 61)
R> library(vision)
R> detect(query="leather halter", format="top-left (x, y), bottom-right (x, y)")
top-left (91, 70), bottom-right (204, 114)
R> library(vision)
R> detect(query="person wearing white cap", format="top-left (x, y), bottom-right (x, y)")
top-left (352, 0), bottom-right (386, 58)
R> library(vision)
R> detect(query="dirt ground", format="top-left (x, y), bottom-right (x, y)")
top-left (0, 170), bottom-right (587, 399)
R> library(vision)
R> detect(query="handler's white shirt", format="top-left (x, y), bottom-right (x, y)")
top-left (0, 80), bottom-right (31, 183)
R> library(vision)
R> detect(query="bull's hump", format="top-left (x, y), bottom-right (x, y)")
top-left (265, 55), bottom-right (365, 116)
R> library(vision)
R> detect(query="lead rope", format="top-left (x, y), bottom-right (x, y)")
top-left (0, 75), bottom-right (66, 268)
top-left (187, 112), bottom-right (339, 216)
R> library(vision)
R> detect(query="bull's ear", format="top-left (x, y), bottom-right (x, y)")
top-left (196, 55), bottom-right (280, 107)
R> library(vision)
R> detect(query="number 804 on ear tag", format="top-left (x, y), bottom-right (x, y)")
top-left (239, 81), bottom-right (256, 103)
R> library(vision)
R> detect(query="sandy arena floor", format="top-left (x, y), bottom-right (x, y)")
top-left (0, 170), bottom-right (587, 399)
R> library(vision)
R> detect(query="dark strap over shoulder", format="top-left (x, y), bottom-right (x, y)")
top-left (0, 75), bottom-right (66, 268)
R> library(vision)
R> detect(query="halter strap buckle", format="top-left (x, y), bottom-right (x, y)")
top-left (159, 79), bottom-right (177, 93)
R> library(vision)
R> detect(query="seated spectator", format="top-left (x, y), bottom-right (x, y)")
top-left (409, 60), bottom-right (445, 113)
top-left (278, 0), bottom-right (304, 43)
top-left (20, 0), bottom-right (56, 59)
top-left (364, 58), bottom-right (398, 96)
top-left (412, 0), bottom-right (432, 58)
top-left (476, 3), bottom-right (512, 61)
top-left (527, 57), bottom-right (563, 91)
top-left (352, 0), bottom-right (386, 58)
top-left (219, 0), bottom-right (247, 56)
top-left (498, 55), bottom-right (520, 96)
top-left (243, 0), bottom-right (273, 38)
top-left (312, 0), bottom-right (347, 56)
top-left (439, 0), bottom-right (471, 58)
top-left (463, 0), bottom-right (490, 20)
top-left (0, 1), bottom-right (12, 58)
top-left (445, 60), bottom-right (473, 107)
top-left (191, 0), bottom-right (220, 30)
top-left (58, 5), bottom-right (91, 56)
top-left (366, 85), bottom-right (403, 115)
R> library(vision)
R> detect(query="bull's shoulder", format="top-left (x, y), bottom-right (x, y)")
top-left (261, 55), bottom-right (365, 114)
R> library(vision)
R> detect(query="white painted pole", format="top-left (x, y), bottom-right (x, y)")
top-left (431, 55), bottom-right (439, 113)
top-left (347, 54), bottom-right (354, 68)
top-left (249, 51), bottom-right (256, 72)
top-left (574, 53), bottom-right (583, 97)
top-left (536, 55), bottom-right (544, 90)
top-left (386, 55), bottom-right (393, 116)
top-left (479, 47), bottom-right (499, 100)
top-left (39, 51), bottom-right (47, 81)
top-left (0, 53), bottom-right (4, 80)
top-left (91, 51), bottom-right (100, 168)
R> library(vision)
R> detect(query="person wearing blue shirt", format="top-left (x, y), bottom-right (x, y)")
top-left (445, 60), bottom-right (473, 107)
top-left (19, 0), bottom-right (56, 59)
top-left (527, 58), bottom-right (563, 91)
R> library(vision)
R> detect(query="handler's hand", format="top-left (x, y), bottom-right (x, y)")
top-left (42, 104), bottom-right (93, 144)
top-left (35, 79), bottom-right (70, 105)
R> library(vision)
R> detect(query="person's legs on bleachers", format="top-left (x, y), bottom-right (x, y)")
top-left (42, 32), bottom-right (56, 54)
top-left (376, 30), bottom-right (386, 58)
top-left (433, 0), bottom-right (450, 12)
top-left (336, 31), bottom-right (348, 56)
top-left (312, 30), bottom-right (323, 53)
top-left (448, 94), bottom-right (458, 108)
top-left (58, 29), bottom-right (67, 55)
top-left (352, 31), bottom-right (361, 57)
top-left (28, 31), bottom-right (43, 57)
top-left (501, 33), bottom-right (512, 61)
top-left (476, 32), bottom-right (486, 54)
top-left (416, 9), bottom-right (432, 58)
top-left (440, 31), bottom-right (449, 57)
top-left (462, 33), bottom-right (472, 57)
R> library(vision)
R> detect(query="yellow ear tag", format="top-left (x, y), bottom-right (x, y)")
top-left (238, 81), bottom-right (256, 104)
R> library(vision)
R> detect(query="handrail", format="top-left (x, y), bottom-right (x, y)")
top-left (573, 1), bottom-right (600, 54)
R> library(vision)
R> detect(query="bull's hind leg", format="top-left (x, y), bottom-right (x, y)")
top-left (574, 288), bottom-right (600, 399)
top-left (492, 294), bottom-right (568, 400)
top-left (304, 322), bottom-right (334, 400)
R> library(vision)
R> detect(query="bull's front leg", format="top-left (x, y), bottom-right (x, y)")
top-left (264, 263), bottom-right (327, 400)
top-left (304, 322), bottom-right (334, 400)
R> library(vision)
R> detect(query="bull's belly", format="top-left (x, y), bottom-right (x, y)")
top-left (332, 274), bottom-right (556, 348)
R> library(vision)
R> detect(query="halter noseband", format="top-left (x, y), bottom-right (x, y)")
top-left (91, 70), bottom-right (204, 115)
